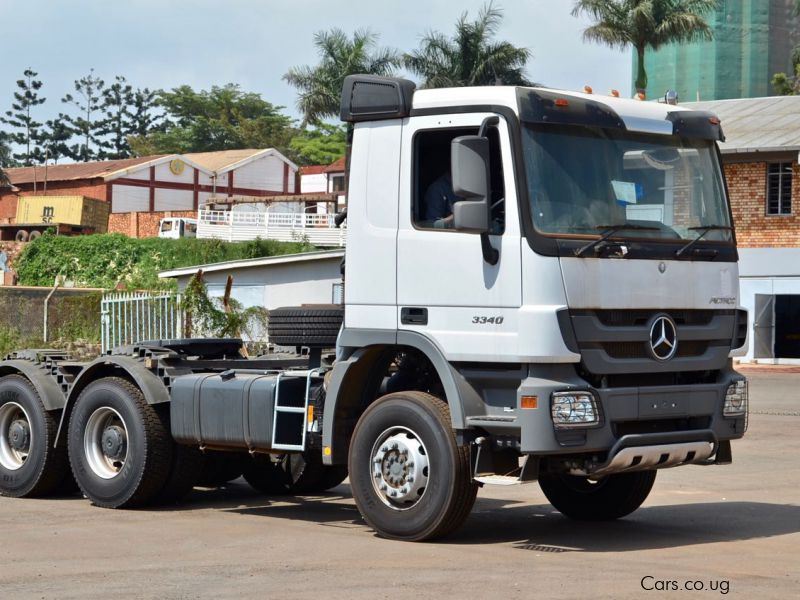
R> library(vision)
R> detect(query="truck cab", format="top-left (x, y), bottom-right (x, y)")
top-left (158, 217), bottom-right (197, 239)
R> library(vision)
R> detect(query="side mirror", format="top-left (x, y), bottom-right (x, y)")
top-left (451, 135), bottom-right (491, 233)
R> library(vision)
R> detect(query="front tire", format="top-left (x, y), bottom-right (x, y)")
top-left (0, 375), bottom-right (70, 497)
top-left (348, 392), bottom-right (477, 541)
top-left (67, 377), bottom-right (172, 508)
top-left (538, 470), bottom-right (657, 521)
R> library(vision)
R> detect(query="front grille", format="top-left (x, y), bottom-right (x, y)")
top-left (594, 309), bottom-right (718, 327)
top-left (563, 309), bottom-right (736, 375)
top-left (602, 340), bottom-right (710, 360)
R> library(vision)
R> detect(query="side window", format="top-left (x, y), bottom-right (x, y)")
top-left (413, 124), bottom-right (505, 234)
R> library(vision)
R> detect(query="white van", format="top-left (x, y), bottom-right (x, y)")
top-left (158, 218), bottom-right (198, 239)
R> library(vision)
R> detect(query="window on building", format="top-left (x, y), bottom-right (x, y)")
top-left (767, 162), bottom-right (793, 215)
top-left (413, 125), bottom-right (505, 234)
top-left (331, 175), bottom-right (345, 193)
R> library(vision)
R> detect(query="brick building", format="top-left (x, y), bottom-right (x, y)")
top-left (1, 148), bottom-right (298, 238)
top-left (688, 95), bottom-right (800, 362)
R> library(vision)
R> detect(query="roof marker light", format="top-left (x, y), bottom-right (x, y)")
top-left (583, 85), bottom-right (593, 94)
top-left (709, 116), bottom-right (721, 125)
top-left (610, 89), bottom-right (620, 97)
top-left (554, 98), bottom-right (569, 107)
top-left (634, 92), bottom-right (646, 101)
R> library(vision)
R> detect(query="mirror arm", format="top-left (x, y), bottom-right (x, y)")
top-left (480, 233), bottom-right (499, 265)
top-left (478, 116), bottom-right (499, 138)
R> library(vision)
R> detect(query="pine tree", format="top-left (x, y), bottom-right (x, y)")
top-left (41, 115), bottom-right (73, 164)
top-left (61, 69), bottom-right (106, 161)
top-left (128, 87), bottom-right (164, 138)
top-left (1, 68), bottom-right (46, 165)
top-left (98, 76), bottom-right (134, 159)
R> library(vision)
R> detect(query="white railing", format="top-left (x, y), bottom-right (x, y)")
top-left (101, 292), bottom-right (183, 354)
top-left (197, 209), bottom-right (347, 247)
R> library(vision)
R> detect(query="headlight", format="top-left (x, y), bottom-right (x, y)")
top-left (551, 391), bottom-right (600, 429)
top-left (723, 379), bottom-right (748, 417)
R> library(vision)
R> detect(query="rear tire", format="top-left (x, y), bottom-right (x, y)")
top-left (538, 470), bottom-right (657, 521)
top-left (67, 377), bottom-right (172, 508)
top-left (14, 230), bottom-right (29, 243)
top-left (196, 451), bottom-right (245, 487)
top-left (155, 443), bottom-right (204, 504)
top-left (0, 375), bottom-right (70, 497)
top-left (348, 392), bottom-right (477, 541)
top-left (28, 231), bottom-right (42, 241)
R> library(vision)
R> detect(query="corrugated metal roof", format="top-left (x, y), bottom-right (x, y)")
top-left (323, 157), bottom-right (345, 173)
top-left (158, 249), bottom-right (344, 279)
top-left (6, 156), bottom-right (164, 185)
top-left (684, 96), bottom-right (800, 154)
top-left (299, 165), bottom-right (327, 175)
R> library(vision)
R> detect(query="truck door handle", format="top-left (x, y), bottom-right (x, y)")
top-left (401, 307), bottom-right (428, 325)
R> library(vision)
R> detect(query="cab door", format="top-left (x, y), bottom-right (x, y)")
top-left (396, 112), bottom-right (522, 362)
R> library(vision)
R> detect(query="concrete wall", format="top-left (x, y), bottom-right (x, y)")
top-left (0, 287), bottom-right (102, 343)
top-left (173, 257), bottom-right (342, 311)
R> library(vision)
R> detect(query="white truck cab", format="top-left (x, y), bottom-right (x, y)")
top-left (0, 76), bottom-right (749, 543)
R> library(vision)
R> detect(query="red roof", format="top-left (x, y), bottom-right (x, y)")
top-left (323, 157), bottom-right (346, 173)
top-left (299, 165), bottom-right (327, 176)
top-left (6, 156), bottom-right (164, 186)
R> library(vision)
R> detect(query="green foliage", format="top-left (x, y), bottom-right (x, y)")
top-left (771, 49), bottom-right (800, 96)
top-left (572, 0), bottom-right (719, 92)
top-left (182, 272), bottom-right (269, 340)
top-left (14, 233), bottom-right (313, 290)
top-left (1, 68), bottom-right (46, 165)
top-left (404, 2), bottom-right (533, 88)
top-left (61, 68), bottom-right (106, 162)
top-left (289, 123), bottom-right (346, 166)
top-left (284, 29), bottom-right (401, 125)
top-left (129, 84), bottom-right (295, 156)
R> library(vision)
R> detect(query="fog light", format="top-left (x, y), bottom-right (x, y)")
top-left (723, 379), bottom-right (748, 417)
top-left (551, 391), bottom-right (599, 428)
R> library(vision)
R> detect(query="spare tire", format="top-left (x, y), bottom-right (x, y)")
top-left (268, 305), bottom-right (343, 348)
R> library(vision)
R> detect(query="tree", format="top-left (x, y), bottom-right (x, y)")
top-left (127, 87), bottom-right (164, 137)
top-left (289, 123), bottom-right (346, 165)
top-left (771, 3), bottom-right (800, 95)
top-left (2, 68), bottom-right (46, 165)
top-left (41, 114), bottom-right (74, 164)
top-left (284, 28), bottom-right (401, 125)
top-left (62, 69), bottom-right (106, 161)
top-left (404, 2), bottom-right (533, 88)
top-left (98, 76), bottom-right (135, 159)
top-left (572, 0), bottom-right (718, 93)
top-left (0, 131), bottom-right (14, 168)
top-left (129, 84), bottom-right (295, 155)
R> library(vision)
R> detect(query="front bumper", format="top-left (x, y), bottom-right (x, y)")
top-left (464, 364), bottom-right (747, 460)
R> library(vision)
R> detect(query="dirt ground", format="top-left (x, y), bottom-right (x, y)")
top-left (1, 371), bottom-right (798, 599)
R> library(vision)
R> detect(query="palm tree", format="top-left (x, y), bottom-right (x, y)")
top-left (404, 2), bottom-right (533, 88)
top-left (572, 0), bottom-right (719, 93)
top-left (284, 29), bottom-right (401, 125)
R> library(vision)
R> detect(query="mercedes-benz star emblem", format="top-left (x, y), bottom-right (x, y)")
top-left (648, 315), bottom-right (678, 361)
top-left (658, 262), bottom-right (667, 274)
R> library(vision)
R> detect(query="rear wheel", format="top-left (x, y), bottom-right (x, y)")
top-left (538, 470), bottom-right (657, 520)
top-left (0, 375), bottom-right (69, 497)
top-left (67, 377), bottom-right (172, 508)
top-left (196, 451), bottom-right (246, 487)
top-left (348, 392), bottom-right (477, 541)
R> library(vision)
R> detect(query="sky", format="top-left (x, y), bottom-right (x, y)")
top-left (0, 0), bottom-right (632, 125)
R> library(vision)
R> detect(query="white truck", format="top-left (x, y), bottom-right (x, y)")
top-left (0, 76), bottom-right (749, 541)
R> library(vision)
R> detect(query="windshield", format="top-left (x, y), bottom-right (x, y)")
top-left (521, 124), bottom-right (732, 244)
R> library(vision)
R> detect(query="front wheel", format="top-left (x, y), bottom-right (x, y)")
top-left (538, 470), bottom-right (657, 521)
top-left (348, 392), bottom-right (477, 541)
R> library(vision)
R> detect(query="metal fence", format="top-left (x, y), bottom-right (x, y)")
top-left (197, 209), bottom-right (347, 247)
top-left (101, 292), bottom-right (183, 354)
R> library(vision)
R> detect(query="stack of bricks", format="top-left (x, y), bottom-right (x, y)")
top-left (724, 162), bottom-right (800, 248)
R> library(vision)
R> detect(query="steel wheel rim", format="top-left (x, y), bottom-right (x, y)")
top-left (0, 402), bottom-right (32, 471)
top-left (84, 407), bottom-right (128, 479)
top-left (369, 426), bottom-right (430, 511)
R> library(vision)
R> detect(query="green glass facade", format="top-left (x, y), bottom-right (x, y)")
top-left (639, 0), bottom-right (799, 101)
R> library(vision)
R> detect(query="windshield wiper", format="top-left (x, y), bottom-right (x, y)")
top-left (574, 223), bottom-right (660, 257)
top-left (675, 225), bottom-right (732, 257)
